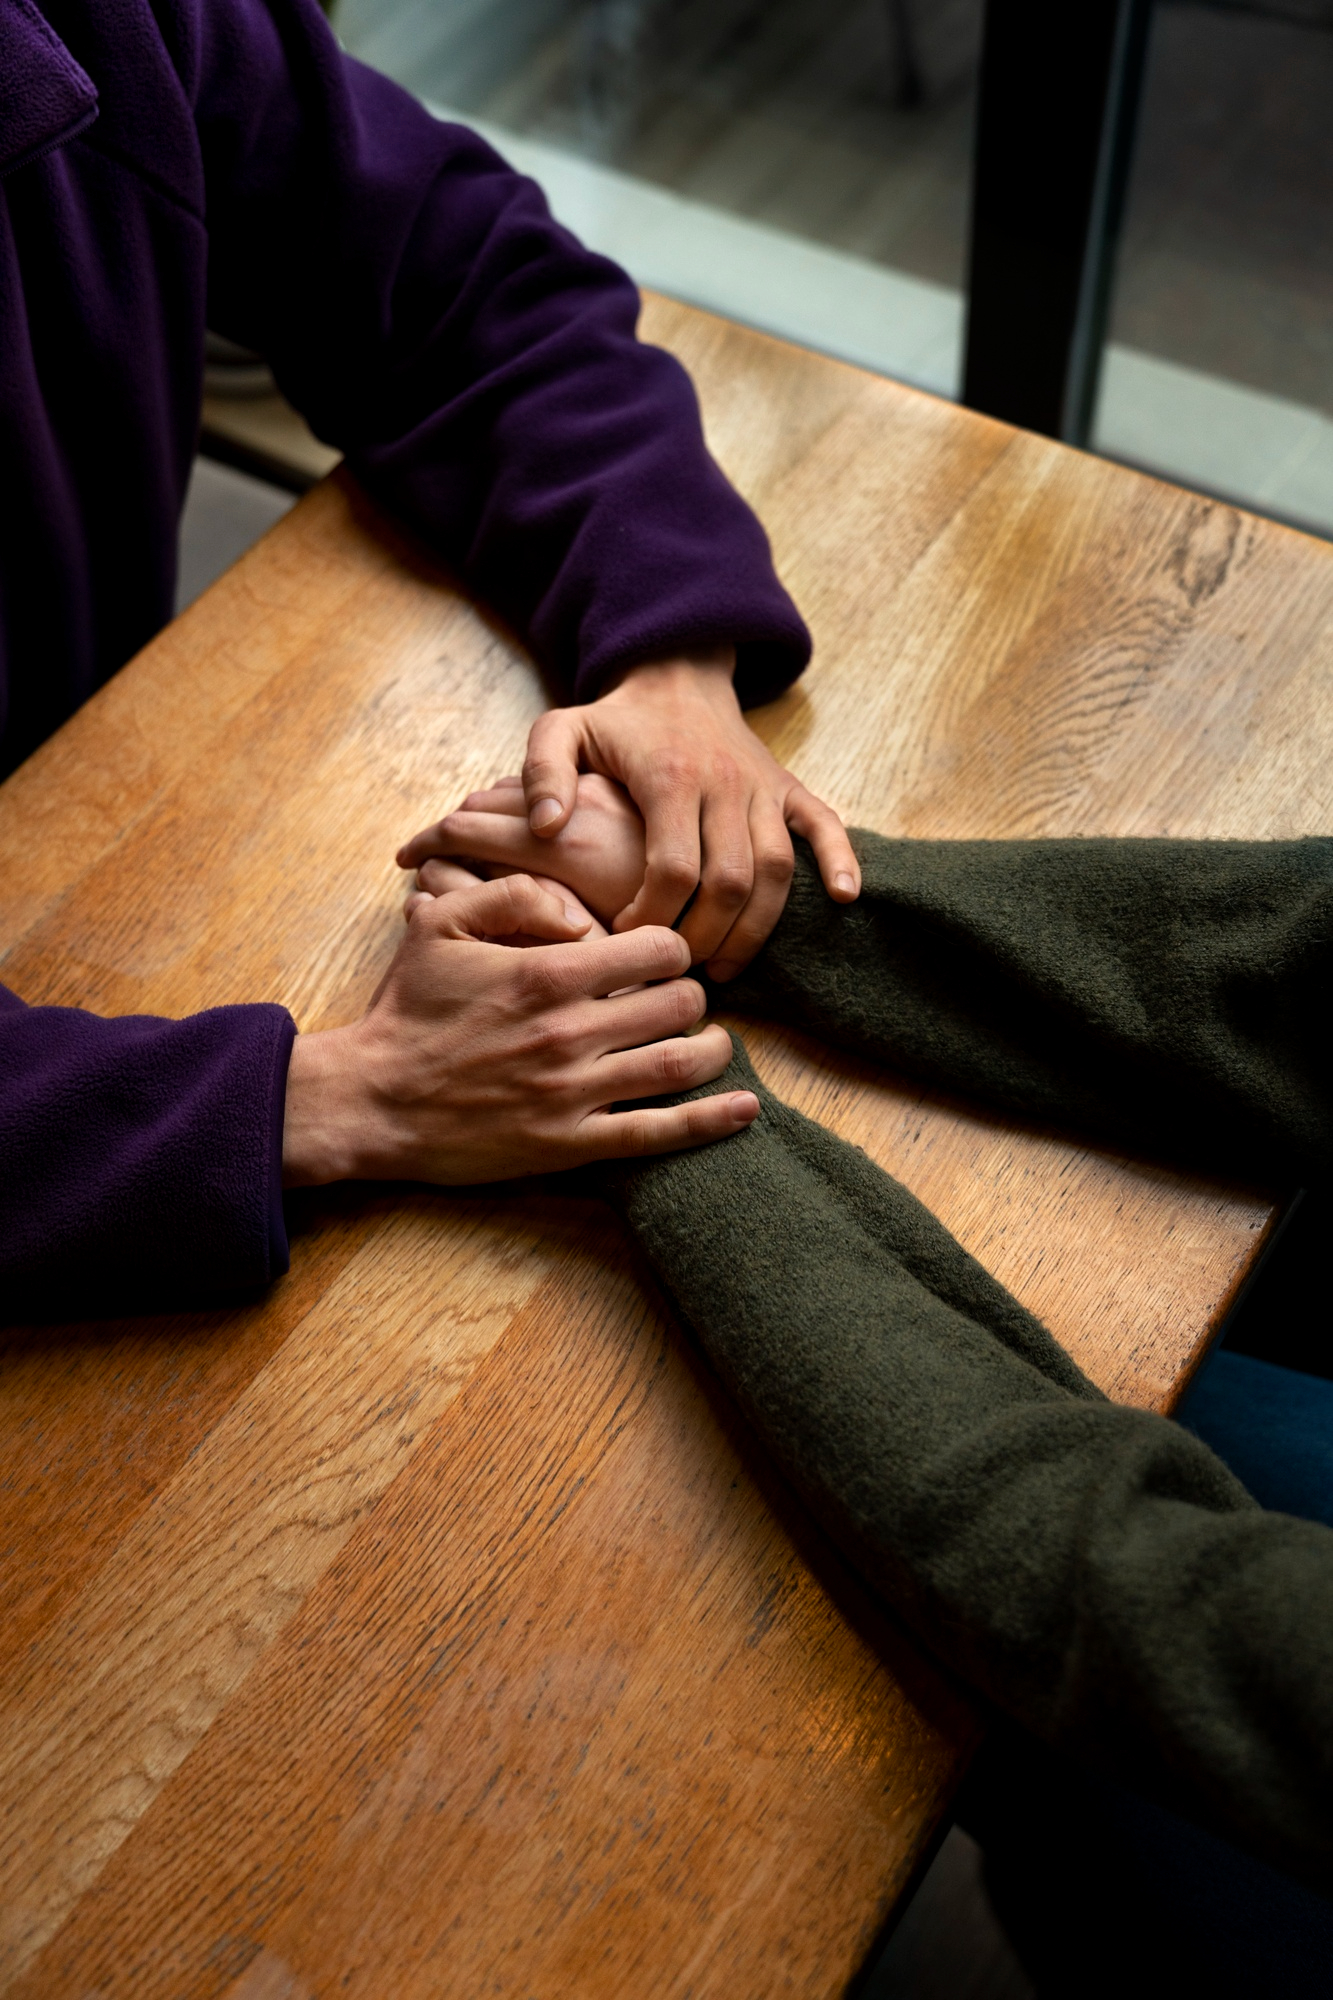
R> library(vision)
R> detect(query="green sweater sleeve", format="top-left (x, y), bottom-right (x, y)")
top-left (717, 834), bottom-right (1333, 1188)
top-left (599, 1045), bottom-right (1333, 1894)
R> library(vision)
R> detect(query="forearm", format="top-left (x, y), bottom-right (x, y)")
top-left (193, 0), bottom-right (808, 702)
top-left (718, 832), bottom-right (1333, 1186)
top-left (598, 1043), bottom-right (1333, 1890)
top-left (0, 986), bottom-right (293, 1315)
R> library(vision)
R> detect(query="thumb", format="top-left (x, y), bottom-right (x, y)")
top-left (418, 873), bottom-right (592, 944)
top-left (522, 707), bottom-right (585, 838)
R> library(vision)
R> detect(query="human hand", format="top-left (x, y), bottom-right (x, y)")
top-left (510, 650), bottom-right (861, 978)
top-left (400, 850), bottom-right (611, 941)
top-left (397, 773), bottom-right (644, 929)
top-left (282, 874), bottom-right (757, 1187)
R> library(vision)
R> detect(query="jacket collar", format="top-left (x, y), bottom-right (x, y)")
top-left (0, 0), bottom-right (98, 180)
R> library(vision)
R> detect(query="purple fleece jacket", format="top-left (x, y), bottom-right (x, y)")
top-left (0, 0), bottom-right (811, 1311)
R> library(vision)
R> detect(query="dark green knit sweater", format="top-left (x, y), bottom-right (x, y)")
top-left (723, 831), bottom-right (1333, 1187)
top-left (597, 835), bottom-right (1333, 1893)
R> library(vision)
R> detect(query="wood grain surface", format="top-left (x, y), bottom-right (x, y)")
top-left (4, 294), bottom-right (1331, 1998)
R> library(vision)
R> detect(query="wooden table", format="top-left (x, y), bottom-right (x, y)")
top-left (3, 295), bottom-right (1331, 2000)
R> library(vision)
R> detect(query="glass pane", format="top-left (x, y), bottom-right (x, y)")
top-left (1095, 1), bottom-right (1333, 538)
top-left (335, 0), bottom-right (983, 396)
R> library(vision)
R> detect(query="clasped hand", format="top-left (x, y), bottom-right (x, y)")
top-left (283, 657), bottom-right (852, 1187)
top-left (501, 651), bottom-right (859, 978)
top-left (282, 874), bottom-right (757, 1187)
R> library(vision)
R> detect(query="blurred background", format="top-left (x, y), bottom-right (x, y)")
top-left (332, 0), bottom-right (1333, 530)
top-left (191, 1), bottom-right (1333, 607)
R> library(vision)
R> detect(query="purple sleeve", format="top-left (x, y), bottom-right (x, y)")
top-left (0, 984), bottom-right (294, 1314)
top-left (177, 0), bottom-right (810, 706)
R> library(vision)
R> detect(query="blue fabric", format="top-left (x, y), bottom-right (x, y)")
top-left (964, 1729), bottom-right (1333, 2000)
top-left (1177, 1348), bottom-right (1333, 1529)
top-left (964, 1345), bottom-right (1333, 1996)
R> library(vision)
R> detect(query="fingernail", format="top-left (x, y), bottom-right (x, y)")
top-left (834, 872), bottom-right (858, 896)
top-left (709, 960), bottom-right (739, 983)
top-left (530, 798), bottom-right (562, 830)
top-left (731, 1092), bottom-right (760, 1123)
top-left (564, 904), bottom-right (589, 927)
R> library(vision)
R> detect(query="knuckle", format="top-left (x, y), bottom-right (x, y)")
top-left (644, 926), bottom-right (689, 974)
top-left (525, 707), bottom-right (578, 755)
top-left (754, 842), bottom-right (795, 886)
top-left (658, 1039), bottom-right (693, 1087)
top-left (674, 976), bottom-right (706, 1024)
top-left (621, 1112), bottom-right (654, 1157)
top-left (503, 871), bottom-right (540, 911)
top-left (518, 951), bottom-right (563, 1004)
top-left (653, 750), bottom-right (695, 791)
top-left (654, 854), bottom-right (698, 895)
top-left (705, 860), bottom-right (753, 908)
top-left (520, 1009), bottom-right (567, 1059)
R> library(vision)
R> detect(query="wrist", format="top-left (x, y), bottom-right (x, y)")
top-left (281, 1027), bottom-right (396, 1187)
top-left (602, 647), bottom-right (738, 704)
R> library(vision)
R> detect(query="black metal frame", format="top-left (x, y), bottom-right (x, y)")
top-left (962, 0), bottom-right (1155, 445)
top-left (197, 422), bottom-right (318, 496)
top-left (959, 0), bottom-right (1331, 1396)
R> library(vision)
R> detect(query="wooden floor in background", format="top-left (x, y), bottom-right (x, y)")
top-left (337, 0), bottom-right (1333, 416)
